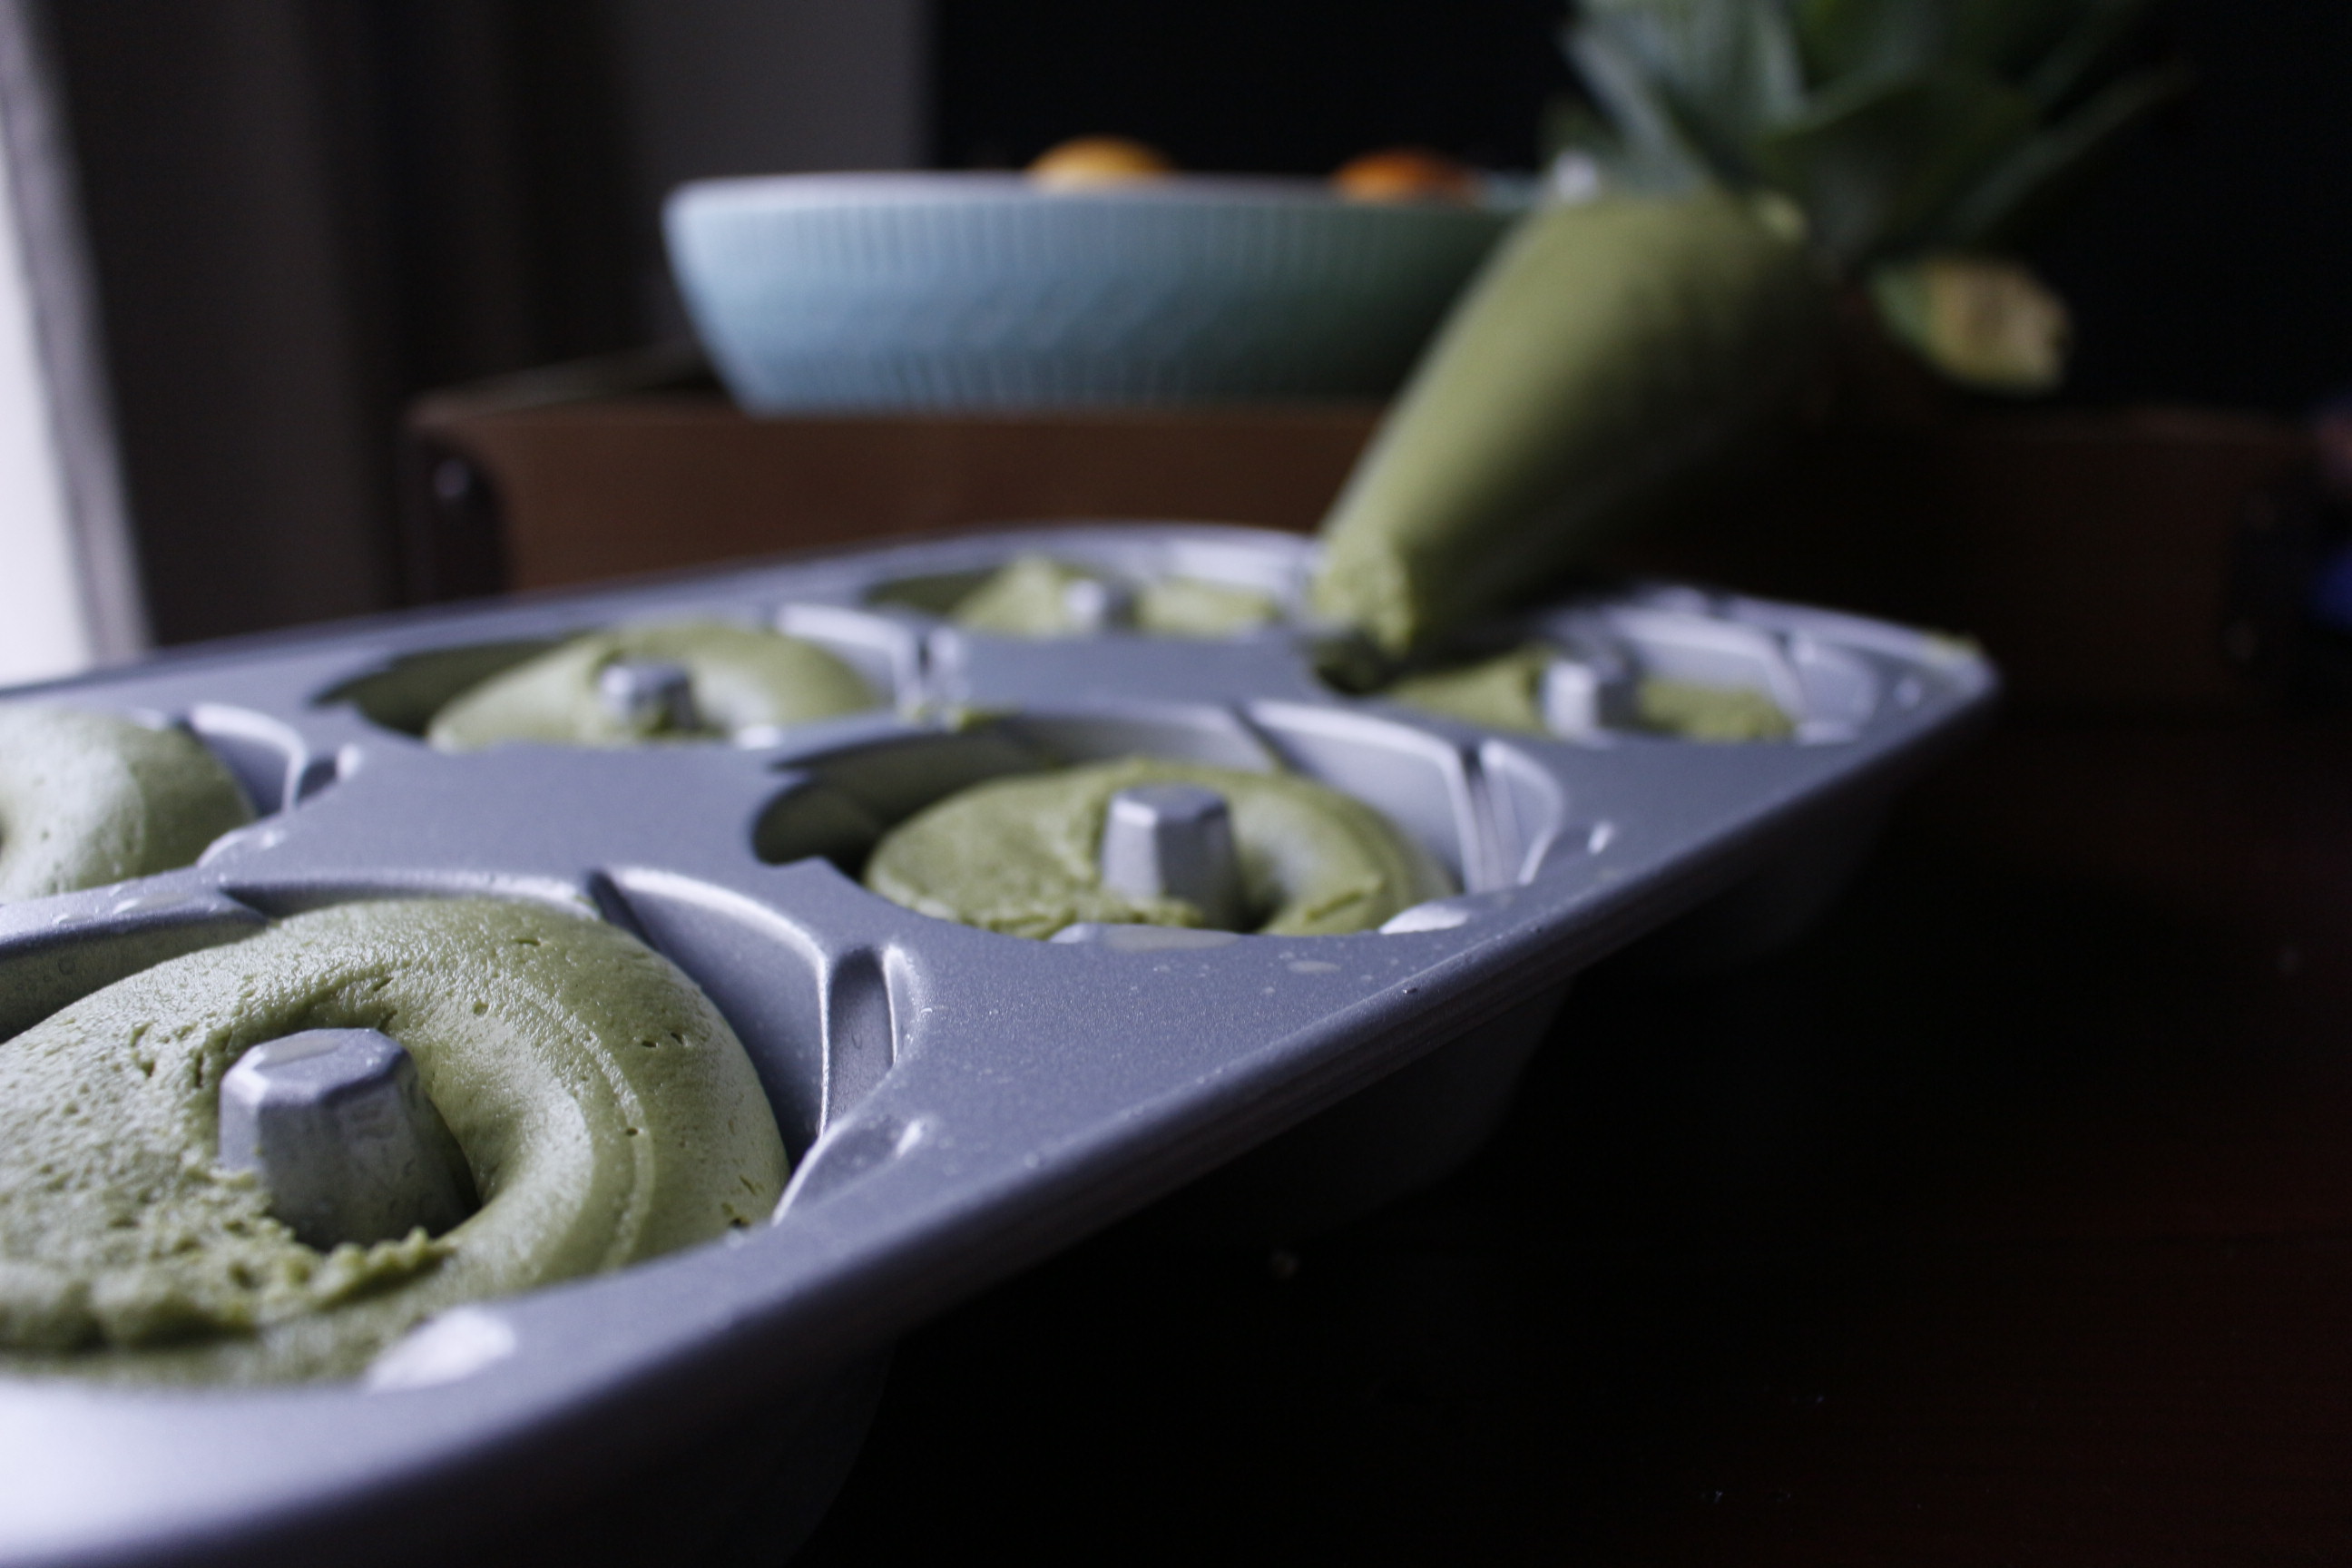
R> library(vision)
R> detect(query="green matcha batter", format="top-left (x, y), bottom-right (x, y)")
top-left (1384, 642), bottom-right (1796, 743)
top-left (426, 621), bottom-right (874, 750)
top-left (946, 555), bottom-right (1281, 640)
top-left (1632, 678), bottom-right (1795, 743)
top-left (0, 705), bottom-right (254, 902)
top-left (0, 898), bottom-right (788, 1383)
top-left (865, 757), bottom-right (1452, 939)
top-left (1135, 574), bottom-right (1284, 639)
top-left (1386, 645), bottom-right (1561, 735)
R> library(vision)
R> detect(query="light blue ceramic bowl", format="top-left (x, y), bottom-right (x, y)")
top-left (664, 172), bottom-right (1517, 412)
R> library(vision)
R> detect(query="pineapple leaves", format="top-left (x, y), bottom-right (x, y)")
top-left (1573, 0), bottom-right (1807, 183)
top-left (1562, 20), bottom-right (1710, 191)
top-left (1563, 0), bottom-right (2177, 267)
top-left (1793, 0), bottom-right (1950, 83)
top-left (1795, 0), bottom-right (2125, 87)
top-left (1752, 67), bottom-right (2036, 265)
top-left (1933, 60), bottom-right (2189, 247)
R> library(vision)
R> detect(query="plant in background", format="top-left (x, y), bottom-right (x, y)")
top-left (1309, 0), bottom-right (2188, 653)
top-left (1555, 0), bottom-right (2186, 393)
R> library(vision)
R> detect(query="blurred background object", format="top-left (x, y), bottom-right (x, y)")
top-left (49, 1), bottom-right (632, 648)
top-left (1555, 0), bottom-right (2187, 395)
top-left (407, 378), bottom-right (1382, 598)
top-left (662, 171), bottom-right (1510, 414)
top-left (0, 0), bottom-right (140, 684)
top-left (35, 0), bottom-right (923, 648)
top-left (10, 0), bottom-right (2350, 668)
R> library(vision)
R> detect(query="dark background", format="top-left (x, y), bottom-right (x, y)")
top-left (933, 0), bottom-right (1570, 175)
top-left (779, 711), bottom-right (2352, 1566)
top-left (932, 0), bottom-right (2352, 416)
top-left (34, 0), bottom-right (2352, 639)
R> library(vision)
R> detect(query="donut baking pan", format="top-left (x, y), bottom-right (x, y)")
top-left (0, 523), bottom-right (1994, 1564)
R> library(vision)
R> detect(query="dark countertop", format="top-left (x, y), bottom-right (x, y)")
top-left (790, 711), bottom-right (2352, 1564)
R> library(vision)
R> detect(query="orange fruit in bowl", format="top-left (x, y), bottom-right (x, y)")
top-left (1028, 135), bottom-right (1177, 190)
top-left (1333, 148), bottom-right (1481, 204)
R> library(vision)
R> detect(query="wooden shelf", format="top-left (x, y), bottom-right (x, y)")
top-left (406, 356), bottom-right (2315, 710)
top-left (409, 385), bottom-right (1377, 593)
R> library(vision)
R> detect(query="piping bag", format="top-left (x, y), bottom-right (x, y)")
top-left (1309, 186), bottom-right (1832, 660)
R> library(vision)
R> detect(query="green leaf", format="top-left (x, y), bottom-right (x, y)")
top-left (1793, 0), bottom-right (1951, 84)
top-left (1793, 0), bottom-right (2133, 93)
top-left (1949, 0), bottom-right (2083, 80)
top-left (1932, 61), bottom-right (2189, 246)
top-left (1576, 0), bottom-right (1808, 173)
top-left (1565, 0), bottom-right (2173, 266)
top-left (1753, 64), bottom-right (2037, 263)
top-left (1562, 21), bottom-right (1712, 191)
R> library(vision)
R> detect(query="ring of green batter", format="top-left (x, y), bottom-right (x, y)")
top-left (943, 555), bottom-right (1284, 641)
top-left (0, 705), bottom-right (254, 903)
top-left (426, 620), bottom-right (876, 750)
top-left (1383, 642), bottom-right (1797, 742)
top-left (0, 897), bottom-right (789, 1384)
top-left (864, 757), bottom-right (1454, 939)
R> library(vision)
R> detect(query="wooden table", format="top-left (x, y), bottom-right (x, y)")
top-left (786, 710), bottom-right (2352, 1564)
